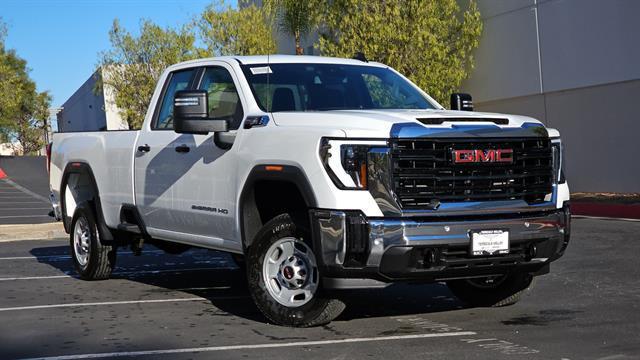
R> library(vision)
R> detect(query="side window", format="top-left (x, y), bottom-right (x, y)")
top-left (154, 69), bottom-right (195, 130)
top-left (198, 67), bottom-right (244, 130)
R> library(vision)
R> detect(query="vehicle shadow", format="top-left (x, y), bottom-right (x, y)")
top-left (30, 245), bottom-right (465, 324)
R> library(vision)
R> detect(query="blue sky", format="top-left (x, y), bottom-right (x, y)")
top-left (2, 0), bottom-right (227, 107)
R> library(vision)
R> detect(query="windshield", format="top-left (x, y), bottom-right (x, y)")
top-left (240, 63), bottom-right (436, 112)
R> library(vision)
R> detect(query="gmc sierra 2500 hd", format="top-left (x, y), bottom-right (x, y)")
top-left (49, 55), bottom-right (570, 327)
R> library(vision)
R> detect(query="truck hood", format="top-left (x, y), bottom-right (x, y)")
top-left (271, 109), bottom-right (547, 138)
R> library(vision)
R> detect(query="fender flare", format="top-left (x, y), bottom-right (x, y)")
top-left (238, 164), bottom-right (317, 249)
top-left (59, 162), bottom-right (114, 243)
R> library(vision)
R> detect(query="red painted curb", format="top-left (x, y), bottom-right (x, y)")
top-left (0, 167), bottom-right (6, 179)
top-left (572, 202), bottom-right (640, 220)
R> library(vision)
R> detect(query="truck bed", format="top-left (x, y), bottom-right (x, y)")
top-left (50, 130), bottom-right (139, 228)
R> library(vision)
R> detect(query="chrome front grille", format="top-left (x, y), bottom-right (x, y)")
top-left (390, 138), bottom-right (554, 210)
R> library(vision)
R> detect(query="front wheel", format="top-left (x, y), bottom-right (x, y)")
top-left (246, 213), bottom-right (345, 327)
top-left (70, 204), bottom-right (117, 280)
top-left (447, 273), bottom-right (534, 307)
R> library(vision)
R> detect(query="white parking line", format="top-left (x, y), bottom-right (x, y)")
top-left (0, 250), bottom-right (165, 261)
top-left (0, 266), bottom-right (238, 281)
top-left (0, 215), bottom-right (52, 219)
top-left (19, 332), bottom-right (477, 360)
top-left (1, 178), bottom-right (50, 202)
top-left (0, 274), bottom-right (70, 281)
top-left (0, 297), bottom-right (252, 312)
top-left (0, 207), bottom-right (52, 210)
top-left (0, 201), bottom-right (46, 204)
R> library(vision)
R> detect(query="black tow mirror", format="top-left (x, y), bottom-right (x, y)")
top-left (450, 93), bottom-right (474, 111)
top-left (173, 90), bottom-right (228, 134)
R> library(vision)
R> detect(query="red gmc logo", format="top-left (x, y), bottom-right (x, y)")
top-left (453, 149), bottom-right (514, 164)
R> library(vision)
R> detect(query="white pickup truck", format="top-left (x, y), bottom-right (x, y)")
top-left (49, 55), bottom-right (571, 327)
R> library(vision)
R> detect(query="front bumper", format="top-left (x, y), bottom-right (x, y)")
top-left (310, 205), bottom-right (570, 286)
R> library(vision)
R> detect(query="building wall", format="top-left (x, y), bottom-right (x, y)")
top-left (57, 68), bottom-right (128, 132)
top-left (0, 143), bottom-right (22, 156)
top-left (57, 70), bottom-right (107, 132)
top-left (462, 0), bottom-right (640, 193)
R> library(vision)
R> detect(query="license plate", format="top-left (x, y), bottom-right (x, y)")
top-left (471, 230), bottom-right (509, 256)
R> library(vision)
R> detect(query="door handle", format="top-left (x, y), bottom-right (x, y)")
top-left (137, 144), bottom-right (150, 153)
top-left (175, 145), bottom-right (190, 153)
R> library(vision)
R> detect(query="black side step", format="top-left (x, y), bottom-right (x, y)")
top-left (117, 223), bottom-right (142, 234)
top-left (118, 204), bottom-right (150, 240)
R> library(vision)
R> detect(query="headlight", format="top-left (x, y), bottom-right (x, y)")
top-left (320, 139), bottom-right (386, 190)
top-left (551, 138), bottom-right (565, 184)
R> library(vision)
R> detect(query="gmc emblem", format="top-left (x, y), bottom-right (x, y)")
top-left (453, 149), bottom-right (514, 164)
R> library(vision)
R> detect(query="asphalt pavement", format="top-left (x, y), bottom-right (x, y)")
top-left (0, 156), bottom-right (53, 225)
top-left (0, 218), bottom-right (638, 359)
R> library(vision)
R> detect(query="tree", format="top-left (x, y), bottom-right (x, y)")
top-left (98, 19), bottom-right (200, 129)
top-left (0, 20), bottom-right (51, 154)
top-left (317, 0), bottom-right (483, 106)
top-left (198, 1), bottom-right (276, 56)
top-left (266, 0), bottom-right (321, 55)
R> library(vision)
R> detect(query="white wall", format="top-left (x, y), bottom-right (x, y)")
top-left (57, 68), bottom-right (128, 132)
top-left (462, 0), bottom-right (640, 193)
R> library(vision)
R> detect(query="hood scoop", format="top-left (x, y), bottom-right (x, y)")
top-left (417, 117), bottom-right (509, 125)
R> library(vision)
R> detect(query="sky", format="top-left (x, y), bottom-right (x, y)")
top-left (1, 0), bottom-right (228, 107)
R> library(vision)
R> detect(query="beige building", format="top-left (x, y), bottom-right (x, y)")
top-left (0, 142), bottom-right (22, 156)
top-left (460, 0), bottom-right (639, 193)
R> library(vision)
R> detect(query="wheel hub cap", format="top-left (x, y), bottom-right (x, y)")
top-left (263, 237), bottom-right (319, 307)
top-left (73, 217), bottom-right (91, 267)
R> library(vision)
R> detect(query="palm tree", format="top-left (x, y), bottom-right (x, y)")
top-left (273, 0), bottom-right (318, 55)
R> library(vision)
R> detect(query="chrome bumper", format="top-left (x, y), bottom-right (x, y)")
top-left (310, 206), bottom-right (570, 282)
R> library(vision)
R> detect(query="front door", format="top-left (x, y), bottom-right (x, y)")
top-left (134, 64), bottom-right (244, 246)
top-left (170, 65), bottom-right (244, 242)
top-left (134, 67), bottom-right (197, 233)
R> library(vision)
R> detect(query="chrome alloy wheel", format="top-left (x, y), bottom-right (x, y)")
top-left (73, 216), bottom-right (91, 267)
top-left (262, 237), bottom-right (319, 307)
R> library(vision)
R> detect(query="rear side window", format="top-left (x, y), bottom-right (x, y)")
top-left (198, 67), bottom-right (244, 130)
top-left (154, 69), bottom-right (195, 130)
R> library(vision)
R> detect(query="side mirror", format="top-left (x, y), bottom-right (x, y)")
top-left (173, 90), bottom-right (228, 134)
top-left (450, 93), bottom-right (474, 111)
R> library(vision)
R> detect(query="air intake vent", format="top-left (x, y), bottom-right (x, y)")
top-left (417, 118), bottom-right (509, 125)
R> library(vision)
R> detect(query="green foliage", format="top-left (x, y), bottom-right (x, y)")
top-left (0, 19), bottom-right (51, 154)
top-left (198, 1), bottom-right (276, 57)
top-left (98, 19), bottom-right (200, 129)
top-left (265, 0), bottom-right (321, 55)
top-left (317, 0), bottom-right (483, 106)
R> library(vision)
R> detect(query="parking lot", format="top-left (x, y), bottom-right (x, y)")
top-left (0, 218), bottom-right (637, 359)
top-left (0, 157), bottom-right (53, 225)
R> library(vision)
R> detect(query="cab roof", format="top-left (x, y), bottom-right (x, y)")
top-left (172, 55), bottom-right (387, 68)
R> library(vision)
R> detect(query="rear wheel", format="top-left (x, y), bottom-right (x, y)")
top-left (70, 204), bottom-right (117, 280)
top-left (447, 273), bottom-right (534, 307)
top-left (246, 213), bottom-right (345, 327)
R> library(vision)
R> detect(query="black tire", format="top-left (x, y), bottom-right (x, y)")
top-left (246, 213), bottom-right (345, 327)
top-left (447, 273), bottom-right (534, 307)
top-left (69, 203), bottom-right (117, 280)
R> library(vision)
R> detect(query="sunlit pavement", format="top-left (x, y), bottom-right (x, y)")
top-left (0, 218), bottom-right (638, 359)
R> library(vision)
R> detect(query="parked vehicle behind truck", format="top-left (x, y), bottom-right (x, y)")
top-left (49, 55), bottom-right (570, 327)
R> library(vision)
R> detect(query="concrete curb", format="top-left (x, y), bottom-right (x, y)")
top-left (572, 202), bottom-right (640, 220)
top-left (0, 223), bottom-right (67, 242)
